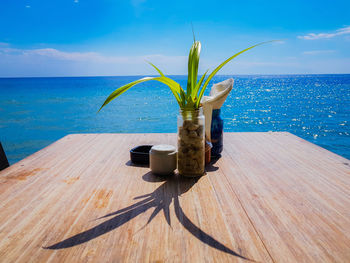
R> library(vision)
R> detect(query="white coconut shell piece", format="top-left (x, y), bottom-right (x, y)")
top-left (201, 78), bottom-right (234, 141)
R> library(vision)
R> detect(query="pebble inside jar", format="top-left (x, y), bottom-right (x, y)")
top-left (177, 108), bottom-right (205, 177)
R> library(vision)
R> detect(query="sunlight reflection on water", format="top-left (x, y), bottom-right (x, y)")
top-left (0, 74), bottom-right (349, 164)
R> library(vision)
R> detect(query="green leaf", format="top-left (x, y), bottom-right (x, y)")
top-left (191, 41), bottom-right (201, 93)
top-left (186, 44), bottom-right (195, 96)
top-left (195, 40), bottom-right (276, 107)
top-left (179, 88), bottom-right (186, 108)
top-left (147, 61), bottom-right (165, 76)
top-left (147, 61), bottom-right (183, 95)
top-left (98, 76), bottom-right (183, 112)
top-left (187, 41), bottom-right (201, 100)
top-left (146, 61), bottom-right (187, 107)
top-left (192, 69), bottom-right (209, 99)
top-left (99, 39), bottom-right (278, 112)
top-left (155, 77), bottom-right (183, 105)
top-left (191, 22), bottom-right (196, 43)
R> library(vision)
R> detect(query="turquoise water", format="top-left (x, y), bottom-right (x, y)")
top-left (0, 75), bottom-right (349, 164)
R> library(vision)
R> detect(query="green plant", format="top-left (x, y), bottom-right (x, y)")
top-left (99, 40), bottom-right (272, 111)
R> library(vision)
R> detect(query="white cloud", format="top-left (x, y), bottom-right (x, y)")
top-left (23, 48), bottom-right (103, 61)
top-left (1, 44), bottom-right (348, 77)
top-left (0, 46), bottom-right (186, 64)
top-left (298, 26), bottom-right (350, 40)
top-left (199, 56), bottom-right (301, 75)
top-left (302, 50), bottom-right (336, 55)
top-left (231, 61), bottom-right (294, 67)
top-left (0, 45), bottom-right (187, 77)
top-left (26, 48), bottom-right (187, 66)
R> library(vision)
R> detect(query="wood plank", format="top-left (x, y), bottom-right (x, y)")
top-left (222, 132), bottom-right (350, 263)
top-left (0, 133), bottom-right (273, 262)
top-left (0, 132), bottom-right (349, 262)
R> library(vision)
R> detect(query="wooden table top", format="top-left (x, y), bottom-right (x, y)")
top-left (0, 132), bottom-right (349, 262)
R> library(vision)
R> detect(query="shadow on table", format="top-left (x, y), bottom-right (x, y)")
top-left (44, 168), bottom-right (251, 261)
top-left (125, 160), bottom-right (149, 168)
top-left (205, 154), bottom-right (221, 172)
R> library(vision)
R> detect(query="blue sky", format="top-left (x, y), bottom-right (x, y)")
top-left (0, 0), bottom-right (349, 77)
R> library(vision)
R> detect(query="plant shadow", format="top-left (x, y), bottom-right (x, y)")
top-left (44, 171), bottom-right (251, 261)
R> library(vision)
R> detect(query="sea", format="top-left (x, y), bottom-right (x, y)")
top-left (0, 74), bottom-right (349, 164)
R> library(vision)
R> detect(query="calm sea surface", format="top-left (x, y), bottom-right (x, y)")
top-left (0, 75), bottom-right (349, 164)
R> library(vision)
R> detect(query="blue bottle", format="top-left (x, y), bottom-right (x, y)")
top-left (211, 109), bottom-right (223, 157)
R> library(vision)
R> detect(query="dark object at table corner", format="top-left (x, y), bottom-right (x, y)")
top-left (130, 145), bottom-right (153, 165)
top-left (211, 109), bottom-right (224, 158)
top-left (0, 142), bottom-right (10, 171)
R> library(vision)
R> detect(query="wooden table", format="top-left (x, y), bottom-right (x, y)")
top-left (0, 133), bottom-right (349, 262)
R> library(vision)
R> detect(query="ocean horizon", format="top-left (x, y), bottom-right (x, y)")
top-left (1, 74), bottom-right (349, 164)
top-left (1, 73), bottom-right (349, 79)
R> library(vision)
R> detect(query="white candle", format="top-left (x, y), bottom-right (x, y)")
top-left (149, 144), bottom-right (177, 175)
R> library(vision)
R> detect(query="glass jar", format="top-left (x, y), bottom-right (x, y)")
top-left (177, 108), bottom-right (205, 177)
top-left (211, 109), bottom-right (224, 157)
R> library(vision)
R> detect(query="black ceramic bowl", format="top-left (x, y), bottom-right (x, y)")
top-left (130, 145), bottom-right (153, 165)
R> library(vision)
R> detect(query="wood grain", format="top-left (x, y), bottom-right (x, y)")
top-left (0, 132), bottom-right (349, 262)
